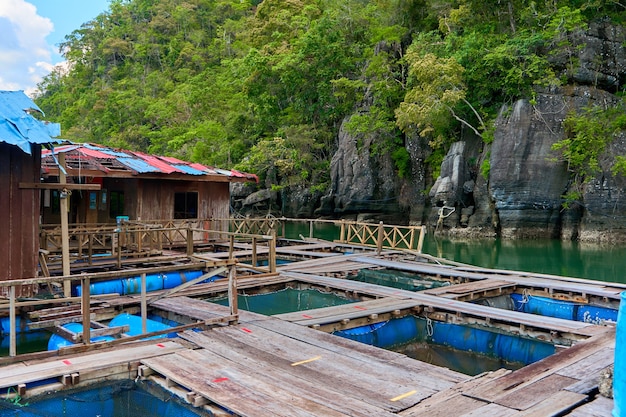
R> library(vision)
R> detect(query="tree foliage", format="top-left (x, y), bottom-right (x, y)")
top-left (34, 0), bottom-right (626, 192)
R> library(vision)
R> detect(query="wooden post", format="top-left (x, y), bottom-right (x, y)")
top-left (376, 221), bottom-right (384, 255)
top-left (228, 262), bottom-right (238, 318)
top-left (309, 220), bottom-right (314, 239)
top-left (88, 233), bottom-right (93, 265)
top-left (81, 277), bottom-right (91, 345)
top-left (141, 273), bottom-right (147, 334)
top-left (339, 220), bottom-right (345, 243)
top-left (417, 225), bottom-right (426, 254)
top-left (269, 232), bottom-right (277, 273)
top-left (409, 227), bottom-right (415, 251)
top-left (229, 235), bottom-right (235, 260)
top-left (187, 228), bottom-right (194, 256)
top-left (59, 153), bottom-right (71, 297)
top-left (9, 285), bottom-right (16, 357)
top-left (116, 230), bottom-right (122, 269)
top-left (252, 237), bottom-right (257, 267)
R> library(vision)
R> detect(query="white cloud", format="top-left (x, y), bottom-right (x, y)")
top-left (0, 0), bottom-right (54, 95)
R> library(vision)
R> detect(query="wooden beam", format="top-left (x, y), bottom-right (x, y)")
top-left (147, 266), bottom-right (227, 305)
top-left (19, 182), bottom-right (101, 190)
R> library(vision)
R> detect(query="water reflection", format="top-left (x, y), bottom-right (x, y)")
top-left (423, 237), bottom-right (626, 284)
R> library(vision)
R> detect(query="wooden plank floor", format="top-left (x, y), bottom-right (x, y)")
top-left (140, 305), bottom-right (467, 417)
top-left (397, 328), bottom-right (615, 416)
top-left (4, 247), bottom-right (621, 416)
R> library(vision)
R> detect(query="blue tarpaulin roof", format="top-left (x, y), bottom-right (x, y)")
top-left (0, 91), bottom-right (61, 154)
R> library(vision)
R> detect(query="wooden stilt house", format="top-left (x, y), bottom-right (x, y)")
top-left (0, 91), bottom-right (61, 296)
top-left (40, 142), bottom-right (258, 229)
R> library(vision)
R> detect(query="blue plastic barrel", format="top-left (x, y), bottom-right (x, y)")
top-left (122, 274), bottom-right (164, 294)
top-left (334, 316), bottom-right (422, 348)
top-left (75, 279), bottom-right (124, 296)
top-left (334, 322), bottom-right (387, 345)
top-left (162, 270), bottom-right (204, 289)
top-left (613, 291), bottom-right (626, 417)
top-left (511, 293), bottom-right (576, 320)
top-left (576, 305), bottom-right (618, 323)
top-left (48, 323), bottom-right (114, 350)
top-left (108, 313), bottom-right (173, 339)
top-left (0, 316), bottom-right (29, 335)
top-left (431, 321), bottom-right (496, 354)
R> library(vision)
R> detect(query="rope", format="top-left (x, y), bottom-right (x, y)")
top-left (426, 317), bottom-right (434, 337)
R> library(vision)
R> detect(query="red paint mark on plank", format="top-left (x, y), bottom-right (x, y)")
top-left (156, 343), bottom-right (165, 348)
top-left (212, 377), bottom-right (229, 383)
top-left (302, 314), bottom-right (313, 319)
top-left (241, 327), bottom-right (252, 333)
top-left (62, 360), bottom-right (72, 365)
top-left (353, 305), bottom-right (367, 310)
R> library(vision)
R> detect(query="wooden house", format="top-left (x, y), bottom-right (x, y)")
top-left (0, 91), bottom-right (61, 296)
top-left (40, 143), bottom-right (257, 229)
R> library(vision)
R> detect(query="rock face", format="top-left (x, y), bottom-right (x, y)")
top-left (233, 20), bottom-right (626, 241)
top-left (316, 115), bottom-right (409, 221)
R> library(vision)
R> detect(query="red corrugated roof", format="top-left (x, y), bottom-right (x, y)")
top-left (40, 142), bottom-right (258, 182)
top-left (129, 151), bottom-right (183, 174)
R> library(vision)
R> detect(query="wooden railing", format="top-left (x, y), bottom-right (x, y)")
top-left (214, 217), bottom-right (427, 253)
top-left (39, 222), bottom-right (278, 274)
top-left (338, 221), bottom-right (426, 254)
top-left (0, 260), bottom-right (238, 359)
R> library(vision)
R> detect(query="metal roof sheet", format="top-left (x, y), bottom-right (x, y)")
top-left (171, 164), bottom-right (206, 175)
top-left (0, 91), bottom-right (61, 154)
top-left (131, 151), bottom-right (182, 174)
top-left (40, 141), bottom-right (258, 182)
top-left (116, 157), bottom-right (162, 173)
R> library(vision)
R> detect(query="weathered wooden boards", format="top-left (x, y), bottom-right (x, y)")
top-left (0, 340), bottom-right (185, 397)
top-left (398, 328), bottom-right (615, 416)
top-left (282, 271), bottom-right (609, 340)
top-left (140, 315), bottom-right (465, 417)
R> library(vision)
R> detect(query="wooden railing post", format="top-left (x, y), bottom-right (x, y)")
top-left (116, 230), bottom-right (122, 269)
top-left (81, 277), bottom-right (91, 345)
top-left (141, 273), bottom-right (147, 334)
top-left (417, 225), bottom-right (426, 254)
top-left (88, 233), bottom-right (93, 266)
top-left (228, 261), bottom-right (238, 319)
top-left (187, 228), bottom-right (194, 256)
top-left (339, 220), bottom-right (346, 243)
top-left (269, 232), bottom-right (277, 273)
top-left (376, 221), bottom-right (384, 255)
top-left (252, 237), bottom-right (258, 267)
top-left (309, 220), bottom-right (314, 239)
top-left (9, 285), bottom-right (16, 357)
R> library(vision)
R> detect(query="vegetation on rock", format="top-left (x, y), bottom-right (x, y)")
top-left (35, 0), bottom-right (626, 194)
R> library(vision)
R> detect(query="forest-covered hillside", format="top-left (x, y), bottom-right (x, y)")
top-left (35, 0), bottom-right (626, 203)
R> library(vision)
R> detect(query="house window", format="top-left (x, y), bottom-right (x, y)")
top-left (109, 191), bottom-right (125, 218)
top-left (174, 192), bottom-right (198, 219)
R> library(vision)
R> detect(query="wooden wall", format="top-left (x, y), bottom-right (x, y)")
top-left (0, 144), bottom-right (40, 296)
top-left (135, 179), bottom-right (230, 225)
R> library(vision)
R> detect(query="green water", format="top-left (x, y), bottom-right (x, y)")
top-left (422, 237), bottom-right (626, 284)
top-left (280, 221), bottom-right (626, 284)
top-left (207, 287), bottom-right (356, 315)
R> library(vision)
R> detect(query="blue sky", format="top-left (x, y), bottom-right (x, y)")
top-left (0, 0), bottom-right (110, 95)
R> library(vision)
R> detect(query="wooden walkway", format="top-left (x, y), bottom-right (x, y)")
top-left (1, 245), bottom-right (622, 416)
